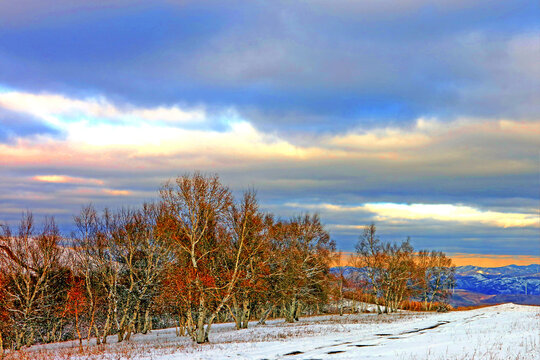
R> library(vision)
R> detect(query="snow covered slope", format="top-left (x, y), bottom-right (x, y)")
top-left (152, 304), bottom-right (539, 360)
top-left (20, 303), bottom-right (539, 360)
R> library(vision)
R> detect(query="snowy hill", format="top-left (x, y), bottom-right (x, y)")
top-left (19, 303), bottom-right (540, 360)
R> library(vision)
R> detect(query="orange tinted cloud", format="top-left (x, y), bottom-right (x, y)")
top-left (65, 188), bottom-right (132, 197)
top-left (103, 189), bottom-right (131, 196)
top-left (32, 175), bottom-right (104, 185)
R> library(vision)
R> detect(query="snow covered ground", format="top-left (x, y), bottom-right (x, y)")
top-left (15, 303), bottom-right (540, 360)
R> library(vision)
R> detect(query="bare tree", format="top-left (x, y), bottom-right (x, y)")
top-left (73, 205), bottom-right (102, 344)
top-left (0, 271), bottom-right (8, 359)
top-left (354, 224), bottom-right (415, 313)
top-left (0, 213), bottom-right (65, 349)
top-left (113, 203), bottom-right (173, 342)
top-left (354, 223), bottom-right (385, 314)
top-left (379, 239), bottom-right (415, 313)
top-left (226, 191), bottom-right (271, 330)
top-left (160, 173), bottom-right (267, 343)
top-left (73, 207), bottom-right (120, 344)
top-left (417, 250), bottom-right (455, 310)
top-left (272, 214), bottom-right (335, 323)
top-left (330, 251), bottom-right (349, 316)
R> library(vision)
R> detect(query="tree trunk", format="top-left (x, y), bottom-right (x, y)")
top-left (94, 323), bottom-right (101, 345)
top-left (142, 307), bottom-right (152, 334)
top-left (285, 298), bottom-right (297, 323)
top-left (85, 273), bottom-right (96, 344)
top-left (116, 305), bottom-right (130, 342)
top-left (14, 329), bottom-right (24, 351)
top-left (194, 325), bottom-right (208, 344)
top-left (194, 306), bottom-right (209, 344)
top-left (176, 314), bottom-right (186, 336)
top-left (26, 328), bottom-right (35, 347)
top-left (294, 301), bottom-right (301, 321)
top-left (101, 300), bottom-right (113, 344)
top-left (257, 304), bottom-right (273, 325)
top-left (0, 331), bottom-right (4, 360)
top-left (75, 309), bottom-right (83, 351)
top-left (191, 305), bottom-right (209, 344)
top-left (338, 278), bottom-right (344, 316)
top-left (240, 298), bottom-right (250, 329)
top-left (124, 299), bottom-right (141, 341)
top-left (230, 297), bottom-right (242, 330)
top-left (87, 301), bottom-right (96, 344)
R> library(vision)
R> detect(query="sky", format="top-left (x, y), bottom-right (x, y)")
top-left (0, 1), bottom-right (539, 264)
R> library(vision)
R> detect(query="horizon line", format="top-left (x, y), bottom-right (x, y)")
top-left (333, 251), bottom-right (540, 267)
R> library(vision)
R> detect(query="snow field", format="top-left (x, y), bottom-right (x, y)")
top-left (7, 303), bottom-right (539, 360)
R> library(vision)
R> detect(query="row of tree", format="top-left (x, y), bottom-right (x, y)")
top-left (341, 224), bottom-right (455, 314)
top-left (0, 173), bottom-right (335, 349)
top-left (0, 173), bottom-right (455, 353)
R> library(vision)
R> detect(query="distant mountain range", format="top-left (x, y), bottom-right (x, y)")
top-left (452, 264), bottom-right (539, 306)
top-left (456, 264), bottom-right (540, 278)
top-left (331, 264), bottom-right (540, 307)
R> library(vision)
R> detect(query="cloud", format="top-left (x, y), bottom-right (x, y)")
top-left (362, 202), bottom-right (538, 228)
top-left (0, 91), bottom-right (537, 180)
top-left (102, 189), bottom-right (131, 196)
top-left (0, 90), bottom-right (327, 162)
top-left (325, 128), bottom-right (432, 151)
top-left (0, 0), bottom-right (538, 258)
top-left (0, 106), bottom-right (60, 143)
top-left (0, 91), bottom-right (205, 127)
top-left (32, 175), bottom-right (104, 185)
top-left (0, 1), bottom-right (537, 130)
top-left (285, 202), bottom-right (368, 213)
top-left (62, 119), bottom-right (317, 159)
top-left (286, 201), bottom-right (538, 228)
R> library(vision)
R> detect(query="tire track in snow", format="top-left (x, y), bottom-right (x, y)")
top-left (274, 319), bottom-right (453, 359)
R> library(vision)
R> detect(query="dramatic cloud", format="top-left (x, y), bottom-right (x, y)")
top-left (285, 202), bottom-right (538, 229)
top-left (0, 91), bottom-right (205, 127)
top-left (0, 1), bottom-right (538, 259)
top-left (363, 203), bottom-right (538, 228)
top-left (0, 1), bottom-right (538, 129)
